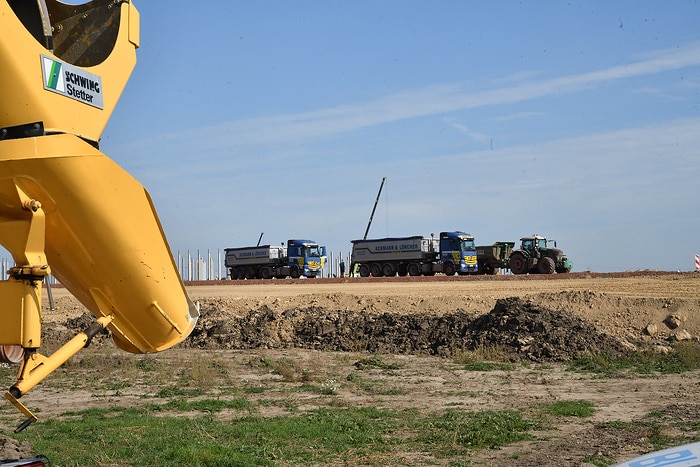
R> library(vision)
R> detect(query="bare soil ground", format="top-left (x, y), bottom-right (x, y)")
top-left (2, 272), bottom-right (700, 465)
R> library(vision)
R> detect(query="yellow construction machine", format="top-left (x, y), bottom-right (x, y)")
top-left (0, 0), bottom-right (199, 431)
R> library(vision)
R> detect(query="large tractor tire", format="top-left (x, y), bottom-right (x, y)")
top-left (509, 252), bottom-right (529, 275)
top-left (537, 257), bottom-right (556, 274)
top-left (556, 265), bottom-right (571, 273)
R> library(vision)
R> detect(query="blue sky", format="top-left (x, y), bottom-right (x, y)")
top-left (95, 1), bottom-right (700, 273)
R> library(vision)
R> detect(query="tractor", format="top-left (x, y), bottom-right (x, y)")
top-left (508, 235), bottom-right (572, 274)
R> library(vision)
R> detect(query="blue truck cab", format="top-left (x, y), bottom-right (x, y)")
top-left (287, 239), bottom-right (327, 278)
top-left (439, 231), bottom-right (478, 275)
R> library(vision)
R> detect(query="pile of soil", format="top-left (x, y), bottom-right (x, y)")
top-left (182, 296), bottom-right (629, 362)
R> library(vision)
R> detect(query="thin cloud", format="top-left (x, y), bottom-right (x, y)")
top-left (110, 41), bottom-right (700, 158)
top-left (206, 41), bottom-right (700, 146)
top-left (444, 119), bottom-right (491, 143)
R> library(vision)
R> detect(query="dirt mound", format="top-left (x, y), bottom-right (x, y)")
top-left (183, 297), bottom-right (628, 362)
top-left (468, 297), bottom-right (630, 361)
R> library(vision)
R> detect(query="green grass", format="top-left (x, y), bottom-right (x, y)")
top-left (15, 403), bottom-right (547, 466)
top-left (569, 341), bottom-right (700, 376)
top-left (460, 360), bottom-right (516, 371)
top-left (145, 397), bottom-right (254, 413)
top-left (544, 400), bottom-right (595, 417)
top-left (415, 409), bottom-right (541, 455)
top-left (18, 406), bottom-right (399, 466)
top-left (353, 354), bottom-right (403, 370)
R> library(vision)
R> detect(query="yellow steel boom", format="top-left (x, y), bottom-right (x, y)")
top-left (0, 0), bottom-right (199, 431)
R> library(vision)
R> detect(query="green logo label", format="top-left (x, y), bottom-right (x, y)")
top-left (46, 60), bottom-right (62, 90)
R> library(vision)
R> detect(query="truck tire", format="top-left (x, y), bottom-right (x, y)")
top-left (537, 257), bottom-right (555, 274)
top-left (509, 253), bottom-right (528, 275)
top-left (358, 264), bottom-right (370, 277)
top-left (244, 267), bottom-right (255, 279)
top-left (237, 268), bottom-right (246, 280)
top-left (382, 263), bottom-right (396, 277)
top-left (407, 263), bottom-right (421, 276)
top-left (290, 267), bottom-right (300, 279)
top-left (229, 268), bottom-right (238, 280)
top-left (443, 262), bottom-right (456, 276)
top-left (480, 262), bottom-right (495, 275)
top-left (397, 264), bottom-right (408, 276)
top-left (260, 267), bottom-right (272, 279)
top-left (370, 263), bottom-right (382, 277)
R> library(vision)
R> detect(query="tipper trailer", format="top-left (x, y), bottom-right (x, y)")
top-left (225, 239), bottom-right (327, 279)
top-left (350, 231), bottom-right (478, 277)
top-left (475, 242), bottom-right (516, 275)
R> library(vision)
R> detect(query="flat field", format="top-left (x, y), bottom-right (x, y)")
top-left (1, 272), bottom-right (699, 466)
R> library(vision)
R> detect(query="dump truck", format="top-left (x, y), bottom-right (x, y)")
top-left (508, 234), bottom-right (573, 274)
top-left (350, 231), bottom-right (477, 277)
top-left (225, 239), bottom-right (327, 279)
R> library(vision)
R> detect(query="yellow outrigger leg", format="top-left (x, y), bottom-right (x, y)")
top-left (6, 315), bottom-right (114, 433)
top-left (0, 185), bottom-right (116, 431)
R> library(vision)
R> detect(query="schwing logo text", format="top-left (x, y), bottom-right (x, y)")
top-left (41, 55), bottom-right (104, 109)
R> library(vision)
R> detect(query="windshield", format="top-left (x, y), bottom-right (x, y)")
top-left (303, 246), bottom-right (322, 257)
top-left (537, 239), bottom-right (547, 249)
top-left (461, 239), bottom-right (476, 251)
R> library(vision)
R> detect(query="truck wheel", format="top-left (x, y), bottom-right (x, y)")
top-left (290, 267), bottom-right (301, 279)
top-left (509, 253), bottom-right (528, 275)
top-left (481, 262), bottom-right (495, 275)
top-left (382, 263), bottom-right (396, 277)
top-left (244, 267), bottom-right (255, 279)
top-left (407, 263), bottom-right (421, 276)
top-left (358, 264), bottom-right (370, 277)
top-left (443, 262), bottom-right (456, 276)
top-left (237, 268), bottom-right (246, 280)
top-left (538, 257), bottom-right (555, 274)
top-left (260, 267), bottom-right (271, 279)
top-left (370, 263), bottom-right (382, 277)
top-left (229, 268), bottom-right (238, 280)
top-left (397, 265), bottom-right (408, 276)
